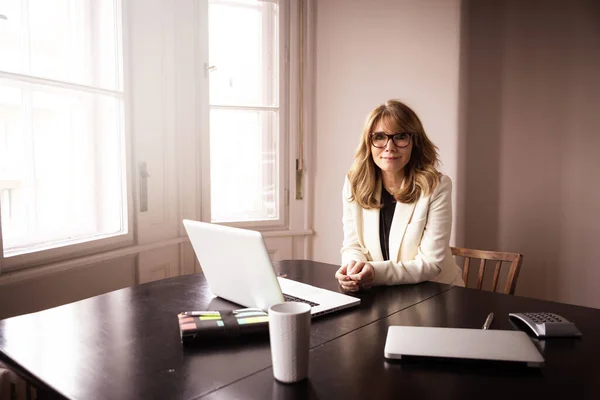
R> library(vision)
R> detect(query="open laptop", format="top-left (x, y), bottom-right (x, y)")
top-left (183, 219), bottom-right (360, 317)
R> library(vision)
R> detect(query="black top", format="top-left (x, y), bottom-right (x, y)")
top-left (379, 186), bottom-right (396, 260)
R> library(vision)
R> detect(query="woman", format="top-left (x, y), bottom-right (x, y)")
top-left (336, 100), bottom-right (464, 291)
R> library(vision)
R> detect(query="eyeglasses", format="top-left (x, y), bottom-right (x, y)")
top-left (370, 132), bottom-right (412, 148)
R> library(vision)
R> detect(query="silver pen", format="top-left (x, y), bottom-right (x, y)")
top-left (482, 312), bottom-right (494, 330)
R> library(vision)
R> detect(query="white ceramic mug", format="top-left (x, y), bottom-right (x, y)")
top-left (268, 302), bottom-right (312, 383)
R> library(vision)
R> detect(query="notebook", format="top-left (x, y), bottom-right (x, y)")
top-left (182, 219), bottom-right (360, 317)
top-left (384, 326), bottom-right (545, 367)
top-left (177, 308), bottom-right (270, 344)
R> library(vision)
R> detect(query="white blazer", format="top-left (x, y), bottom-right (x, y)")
top-left (341, 174), bottom-right (464, 286)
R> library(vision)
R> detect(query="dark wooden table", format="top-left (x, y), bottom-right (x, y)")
top-left (2, 260), bottom-right (599, 399)
top-left (0, 260), bottom-right (451, 399)
top-left (207, 286), bottom-right (600, 400)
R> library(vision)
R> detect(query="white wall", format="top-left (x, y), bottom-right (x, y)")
top-left (311, 0), bottom-right (462, 264)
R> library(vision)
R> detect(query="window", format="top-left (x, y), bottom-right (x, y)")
top-left (0, 0), bottom-right (127, 259)
top-left (206, 0), bottom-right (284, 225)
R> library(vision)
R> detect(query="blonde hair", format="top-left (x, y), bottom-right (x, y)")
top-left (347, 100), bottom-right (440, 208)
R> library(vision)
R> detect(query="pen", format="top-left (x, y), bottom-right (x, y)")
top-left (482, 312), bottom-right (494, 330)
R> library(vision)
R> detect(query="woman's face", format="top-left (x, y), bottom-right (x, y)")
top-left (370, 120), bottom-right (413, 177)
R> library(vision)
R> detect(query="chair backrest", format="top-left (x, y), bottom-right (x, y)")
top-left (451, 247), bottom-right (524, 295)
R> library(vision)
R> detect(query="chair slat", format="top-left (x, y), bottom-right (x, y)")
top-left (491, 261), bottom-right (502, 292)
top-left (477, 259), bottom-right (486, 289)
top-left (462, 256), bottom-right (470, 287)
top-left (504, 254), bottom-right (524, 295)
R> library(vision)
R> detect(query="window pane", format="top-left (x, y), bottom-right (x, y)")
top-left (0, 0), bottom-right (24, 74)
top-left (0, 0), bottom-right (122, 91)
top-left (0, 84), bottom-right (24, 242)
top-left (209, 0), bottom-right (279, 107)
top-left (28, 0), bottom-right (80, 84)
top-left (210, 109), bottom-right (278, 223)
top-left (0, 80), bottom-right (126, 255)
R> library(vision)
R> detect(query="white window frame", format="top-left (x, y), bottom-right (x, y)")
top-left (0, 0), bottom-right (134, 273)
top-left (199, 0), bottom-right (290, 231)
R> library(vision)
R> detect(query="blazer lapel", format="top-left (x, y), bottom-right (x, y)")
top-left (363, 182), bottom-right (383, 261)
top-left (388, 200), bottom-right (417, 262)
top-left (363, 208), bottom-right (383, 261)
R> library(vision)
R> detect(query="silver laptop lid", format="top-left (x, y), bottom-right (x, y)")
top-left (384, 326), bottom-right (544, 367)
top-left (183, 219), bottom-right (284, 311)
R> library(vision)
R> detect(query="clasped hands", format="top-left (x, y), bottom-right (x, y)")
top-left (335, 260), bottom-right (375, 292)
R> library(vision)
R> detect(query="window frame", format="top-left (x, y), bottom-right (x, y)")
top-left (0, 0), bottom-right (134, 273)
top-left (200, 0), bottom-right (290, 231)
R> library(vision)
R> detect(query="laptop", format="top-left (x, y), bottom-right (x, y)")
top-left (384, 326), bottom-right (544, 367)
top-left (183, 219), bottom-right (360, 317)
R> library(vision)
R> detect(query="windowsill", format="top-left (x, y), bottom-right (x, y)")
top-left (0, 229), bottom-right (314, 285)
top-left (3, 231), bottom-right (129, 259)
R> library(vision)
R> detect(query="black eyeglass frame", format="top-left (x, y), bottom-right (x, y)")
top-left (369, 132), bottom-right (413, 149)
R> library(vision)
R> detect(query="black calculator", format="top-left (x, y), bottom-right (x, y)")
top-left (509, 312), bottom-right (582, 338)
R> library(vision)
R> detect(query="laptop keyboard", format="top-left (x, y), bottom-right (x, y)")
top-left (283, 294), bottom-right (319, 307)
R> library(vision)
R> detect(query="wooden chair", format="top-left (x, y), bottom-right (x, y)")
top-left (451, 247), bottom-right (524, 295)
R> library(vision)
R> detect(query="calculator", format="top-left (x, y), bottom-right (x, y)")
top-left (508, 312), bottom-right (582, 338)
